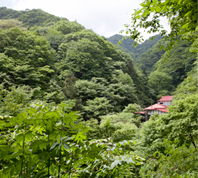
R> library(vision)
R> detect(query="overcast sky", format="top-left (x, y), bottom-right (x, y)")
top-left (1, 0), bottom-right (170, 39)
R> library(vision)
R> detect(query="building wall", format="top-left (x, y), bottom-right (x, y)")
top-left (148, 110), bottom-right (164, 115)
top-left (158, 101), bottom-right (171, 106)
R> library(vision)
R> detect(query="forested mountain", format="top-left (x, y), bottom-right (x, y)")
top-left (0, 5), bottom-right (197, 177)
top-left (0, 7), bottom-right (155, 115)
top-left (107, 34), bottom-right (162, 60)
top-left (135, 40), bottom-right (166, 75)
top-left (107, 32), bottom-right (197, 99)
top-left (136, 38), bottom-right (196, 76)
top-left (145, 38), bottom-right (197, 98)
top-left (153, 39), bottom-right (196, 86)
top-left (0, 7), bottom-right (65, 27)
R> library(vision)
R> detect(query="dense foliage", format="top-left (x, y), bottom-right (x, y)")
top-left (153, 39), bottom-right (197, 87)
top-left (0, 7), bottom-right (64, 28)
top-left (0, 5), bottom-right (197, 177)
top-left (122, 0), bottom-right (197, 51)
top-left (144, 38), bottom-right (197, 98)
top-left (135, 40), bottom-right (166, 75)
top-left (107, 34), bottom-right (162, 60)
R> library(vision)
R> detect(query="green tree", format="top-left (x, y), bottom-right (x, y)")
top-left (167, 94), bottom-right (198, 148)
top-left (44, 28), bottom-right (64, 51)
top-left (137, 93), bottom-right (198, 158)
top-left (106, 82), bottom-right (137, 112)
top-left (75, 79), bottom-right (107, 104)
top-left (116, 70), bottom-right (134, 86)
top-left (107, 34), bottom-right (162, 60)
top-left (54, 20), bottom-right (84, 35)
top-left (0, 101), bottom-right (98, 177)
top-left (83, 97), bottom-right (114, 121)
top-left (136, 39), bottom-right (166, 74)
top-left (174, 61), bottom-right (198, 99)
top-left (59, 70), bottom-right (77, 100)
top-left (63, 38), bottom-right (114, 80)
top-left (140, 142), bottom-right (198, 177)
top-left (122, 0), bottom-right (197, 50)
top-left (0, 27), bottom-right (55, 91)
top-left (153, 39), bottom-right (197, 86)
top-left (0, 19), bottom-right (25, 30)
top-left (123, 103), bottom-right (140, 113)
top-left (0, 84), bottom-right (40, 116)
top-left (148, 71), bottom-right (173, 98)
top-left (84, 113), bottom-right (139, 141)
top-left (107, 111), bottom-right (141, 128)
top-left (18, 9), bottom-right (61, 27)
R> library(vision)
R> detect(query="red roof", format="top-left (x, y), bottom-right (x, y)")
top-left (156, 108), bottom-right (168, 113)
top-left (135, 111), bottom-right (146, 114)
top-left (157, 96), bottom-right (173, 102)
top-left (144, 104), bottom-right (167, 111)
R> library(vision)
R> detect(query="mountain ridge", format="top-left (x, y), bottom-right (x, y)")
top-left (107, 34), bottom-right (163, 60)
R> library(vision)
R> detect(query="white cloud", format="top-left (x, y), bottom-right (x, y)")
top-left (2, 0), bottom-right (170, 39)
top-left (0, 0), bottom-right (18, 7)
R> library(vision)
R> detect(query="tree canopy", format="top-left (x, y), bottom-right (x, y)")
top-left (0, 6), bottom-right (198, 177)
top-left (107, 34), bottom-right (162, 60)
top-left (122, 0), bottom-right (197, 51)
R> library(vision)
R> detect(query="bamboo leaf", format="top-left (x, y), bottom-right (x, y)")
top-left (56, 143), bottom-right (62, 154)
top-left (63, 143), bottom-right (70, 150)
top-left (50, 141), bottom-right (59, 150)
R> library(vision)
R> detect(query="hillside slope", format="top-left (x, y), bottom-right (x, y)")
top-left (0, 8), bottom-right (156, 119)
top-left (107, 34), bottom-right (163, 60)
top-left (0, 7), bottom-right (66, 27)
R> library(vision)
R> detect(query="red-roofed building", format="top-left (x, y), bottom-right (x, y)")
top-left (157, 95), bottom-right (173, 106)
top-left (135, 96), bottom-right (173, 121)
top-left (144, 96), bottom-right (173, 117)
top-left (135, 111), bottom-right (146, 114)
top-left (144, 103), bottom-right (168, 115)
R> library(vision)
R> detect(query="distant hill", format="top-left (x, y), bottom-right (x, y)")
top-left (108, 33), bottom-right (197, 99)
top-left (0, 7), bottom-right (156, 111)
top-left (135, 40), bottom-right (166, 75)
top-left (107, 34), bottom-right (163, 60)
top-left (0, 7), bottom-right (67, 28)
top-left (2, 7), bottom-right (195, 109)
top-left (153, 39), bottom-right (197, 87)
